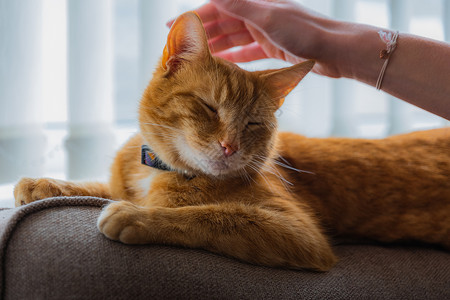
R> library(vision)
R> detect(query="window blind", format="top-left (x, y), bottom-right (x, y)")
top-left (0, 0), bottom-right (448, 193)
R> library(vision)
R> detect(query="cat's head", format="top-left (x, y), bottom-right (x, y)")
top-left (139, 11), bottom-right (313, 178)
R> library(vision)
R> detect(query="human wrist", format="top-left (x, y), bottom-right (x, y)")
top-left (332, 23), bottom-right (387, 84)
top-left (306, 17), bottom-right (348, 78)
top-left (283, 9), bottom-right (358, 79)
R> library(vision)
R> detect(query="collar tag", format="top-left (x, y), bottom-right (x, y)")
top-left (141, 145), bottom-right (171, 171)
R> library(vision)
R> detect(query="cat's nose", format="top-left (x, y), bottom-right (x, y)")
top-left (219, 141), bottom-right (239, 157)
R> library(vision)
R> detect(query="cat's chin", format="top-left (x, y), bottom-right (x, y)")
top-left (199, 160), bottom-right (242, 177)
top-left (179, 158), bottom-right (241, 178)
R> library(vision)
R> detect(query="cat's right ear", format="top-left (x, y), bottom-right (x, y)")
top-left (162, 11), bottom-right (210, 75)
top-left (260, 60), bottom-right (315, 107)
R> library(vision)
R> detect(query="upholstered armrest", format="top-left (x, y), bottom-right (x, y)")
top-left (0, 197), bottom-right (449, 299)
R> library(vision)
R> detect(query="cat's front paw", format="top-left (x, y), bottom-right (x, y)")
top-left (97, 201), bottom-right (150, 244)
top-left (14, 178), bottom-right (66, 207)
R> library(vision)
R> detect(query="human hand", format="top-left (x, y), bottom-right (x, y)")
top-left (168, 0), bottom-right (343, 78)
top-left (166, 1), bottom-right (450, 119)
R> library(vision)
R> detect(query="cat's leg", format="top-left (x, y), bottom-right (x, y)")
top-left (97, 201), bottom-right (337, 271)
top-left (14, 177), bottom-right (112, 207)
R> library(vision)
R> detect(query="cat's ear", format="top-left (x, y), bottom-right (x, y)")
top-left (162, 11), bottom-right (210, 74)
top-left (260, 60), bottom-right (315, 107)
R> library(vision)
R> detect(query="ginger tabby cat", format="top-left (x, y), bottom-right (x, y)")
top-left (14, 12), bottom-right (450, 271)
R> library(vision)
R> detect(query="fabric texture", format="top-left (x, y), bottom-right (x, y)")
top-left (0, 197), bottom-right (449, 299)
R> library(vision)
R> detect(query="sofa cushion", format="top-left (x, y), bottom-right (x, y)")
top-left (0, 197), bottom-right (449, 299)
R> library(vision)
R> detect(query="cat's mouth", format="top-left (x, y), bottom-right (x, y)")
top-left (173, 135), bottom-right (245, 176)
top-left (168, 134), bottom-right (256, 178)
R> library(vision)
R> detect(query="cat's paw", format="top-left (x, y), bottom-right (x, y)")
top-left (14, 178), bottom-right (66, 207)
top-left (97, 201), bottom-right (149, 244)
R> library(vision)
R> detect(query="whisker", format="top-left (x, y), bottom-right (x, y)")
top-left (142, 122), bottom-right (183, 133)
top-left (273, 160), bottom-right (315, 175)
top-left (238, 168), bottom-right (255, 186)
top-left (252, 157), bottom-right (293, 187)
top-left (247, 162), bottom-right (273, 193)
top-left (253, 154), bottom-right (315, 175)
top-left (277, 155), bottom-right (292, 166)
top-left (141, 132), bottom-right (179, 139)
top-left (247, 158), bottom-right (283, 195)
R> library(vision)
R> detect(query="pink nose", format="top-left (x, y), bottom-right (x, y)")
top-left (220, 141), bottom-right (239, 157)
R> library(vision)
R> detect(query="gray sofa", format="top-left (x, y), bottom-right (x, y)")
top-left (1, 197), bottom-right (449, 299)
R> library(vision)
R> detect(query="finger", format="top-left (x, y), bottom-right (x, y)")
top-left (203, 18), bottom-right (247, 40)
top-left (214, 43), bottom-right (268, 63)
top-left (167, 3), bottom-right (224, 27)
top-left (210, 0), bottom-right (271, 29)
top-left (166, 18), bottom-right (175, 28)
top-left (194, 2), bottom-right (226, 23)
top-left (208, 30), bottom-right (255, 54)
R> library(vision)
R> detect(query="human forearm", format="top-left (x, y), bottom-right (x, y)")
top-left (379, 34), bottom-right (450, 120)
top-left (327, 22), bottom-right (450, 120)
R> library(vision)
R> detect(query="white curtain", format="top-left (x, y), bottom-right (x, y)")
top-left (0, 0), bottom-right (448, 192)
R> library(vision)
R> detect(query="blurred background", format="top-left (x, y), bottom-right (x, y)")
top-left (0, 0), bottom-right (449, 206)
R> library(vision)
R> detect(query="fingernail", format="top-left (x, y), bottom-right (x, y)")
top-left (166, 19), bottom-right (175, 27)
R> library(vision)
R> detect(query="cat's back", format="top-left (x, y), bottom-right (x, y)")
top-left (276, 128), bottom-right (450, 242)
top-left (277, 127), bottom-right (450, 172)
top-left (276, 127), bottom-right (450, 197)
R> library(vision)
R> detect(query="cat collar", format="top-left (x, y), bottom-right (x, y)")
top-left (141, 145), bottom-right (172, 172)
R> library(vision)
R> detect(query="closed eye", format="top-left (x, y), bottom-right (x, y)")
top-left (203, 102), bottom-right (217, 114)
top-left (247, 122), bottom-right (262, 126)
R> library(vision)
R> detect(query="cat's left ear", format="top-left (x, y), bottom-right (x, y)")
top-left (260, 60), bottom-right (315, 107)
top-left (162, 11), bottom-right (210, 74)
